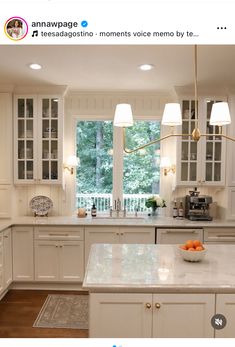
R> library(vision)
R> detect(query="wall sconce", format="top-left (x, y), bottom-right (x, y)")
top-left (64, 155), bottom-right (80, 175)
top-left (160, 157), bottom-right (176, 176)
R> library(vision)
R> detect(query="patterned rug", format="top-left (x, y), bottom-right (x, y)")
top-left (33, 294), bottom-right (89, 329)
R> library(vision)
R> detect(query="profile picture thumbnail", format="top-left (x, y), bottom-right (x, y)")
top-left (5, 17), bottom-right (28, 41)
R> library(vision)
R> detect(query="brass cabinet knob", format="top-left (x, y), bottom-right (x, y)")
top-left (155, 303), bottom-right (161, 309)
top-left (146, 303), bottom-right (151, 309)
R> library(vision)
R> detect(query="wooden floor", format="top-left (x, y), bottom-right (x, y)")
top-left (0, 289), bottom-right (89, 338)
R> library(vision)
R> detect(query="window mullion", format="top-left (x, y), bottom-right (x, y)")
top-left (113, 126), bottom-right (123, 208)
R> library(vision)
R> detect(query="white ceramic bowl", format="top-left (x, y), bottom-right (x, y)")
top-left (179, 247), bottom-right (207, 262)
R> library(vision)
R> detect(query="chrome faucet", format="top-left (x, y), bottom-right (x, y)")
top-left (112, 198), bottom-right (125, 217)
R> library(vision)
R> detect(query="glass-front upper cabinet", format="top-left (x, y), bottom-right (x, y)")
top-left (180, 100), bottom-right (198, 183)
top-left (40, 98), bottom-right (60, 182)
top-left (14, 95), bottom-right (63, 184)
top-left (177, 97), bottom-right (226, 186)
top-left (202, 99), bottom-right (226, 184)
top-left (15, 97), bottom-right (36, 182)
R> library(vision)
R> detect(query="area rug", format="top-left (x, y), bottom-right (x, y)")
top-left (33, 294), bottom-right (89, 329)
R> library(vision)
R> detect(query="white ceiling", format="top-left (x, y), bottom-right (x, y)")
top-left (1, 45), bottom-right (235, 92)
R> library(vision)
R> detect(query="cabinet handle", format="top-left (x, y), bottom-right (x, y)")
top-left (120, 233), bottom-right (124, 236)
top-left (4, 236), bottom-right (8, 238)
top-left (60, 245), bottom-right (63, 248)
top-left (145, 303), bottom-right (151, 309)
top-left (49, 233), bottom-right (69, 237)
top-left (216, 235), bottom-right (235, 238)
top-left (155, 303), bottom-right (161, 309)
top-left (165, 230), bottom-right (196, 234)
top-left (116, 233), bottom-right (119, 235)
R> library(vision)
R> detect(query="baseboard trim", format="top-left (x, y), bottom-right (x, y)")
top-left (0, 288), bottom-right (9, 300)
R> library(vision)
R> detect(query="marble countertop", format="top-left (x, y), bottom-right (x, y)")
top-left (83, 244), bottom-right (235, 293)
top-left (1, 215), bottom-right (235, 233)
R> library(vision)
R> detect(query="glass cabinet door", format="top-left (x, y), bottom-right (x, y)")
top-left (205, 100), bottom-right (223, 182)
top-left (41, 98), bottom-right (59, 182)
top-left (180, 100), bottom-right (198, 182)
top-left (16, 98), bottom-right (35, 181)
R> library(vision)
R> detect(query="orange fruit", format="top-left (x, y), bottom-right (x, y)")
top-left (180, 245), bottom-right (187, 250)
top-left (185, 240), bottom-right (194, 249)
top-left (188, 247), bottom-right (196, 251)
top-left (195, 246), bottom-right (203, 251)
top-left (193, 240), bottom-right (202, 248)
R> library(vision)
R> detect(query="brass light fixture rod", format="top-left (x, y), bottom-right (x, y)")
top-left (122, 45), bottom-right (235, 154)
top-left (123, 128), bottom-right (191, 154)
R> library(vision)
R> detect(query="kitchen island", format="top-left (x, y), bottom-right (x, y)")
top-left (83, 244), bottom-right (235, 338)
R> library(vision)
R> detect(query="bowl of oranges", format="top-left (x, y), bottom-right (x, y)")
top-left (179, 240), bottom-right (207, 262)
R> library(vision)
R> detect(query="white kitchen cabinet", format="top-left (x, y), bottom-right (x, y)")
top-left (34, 226), bottom-right (84, 282)
top-left (90, 293), bottom-right (153, 338)
top-left (34, 240), bottom-right (84, 282)
top-left (227, 188), bottom-right (235, 220)
top-left (152, 293), bottom-right (215, 338)
top-left (0, 186), bottom-right (12, 218)
top-left (157, 228), bottom-right (203, 244)
top-left (0, 93), bottom-right (12, 185)
top-left (34, 240), bottom-right (59, 281)
top-left (215, 294), bottom-right (235, 337)
top-left (85, 226), bottom-right (155, 265)
top-left (60, 241), bottom-right (84, 281)
top-left (14, 95), bottom-right (63, 184)
top-left (12, 226), bottom-right (34, 281)
top-left (89, 292), bottom-right (215, 338)
top-left (0, 234), bottom-right (3, 293)
top-left (3, 228), bottom-right (12, 289)
top-left (204, 228), bottom-right (235, 244)
top-left (176, 97), bottom-right (226, 186)
top-left (0, 93), bottom-right (12, 219)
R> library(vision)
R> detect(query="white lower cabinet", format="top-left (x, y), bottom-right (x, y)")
top-left (152, 293), bottom-right (215, 337)
top-left (0, 234), bottom-right (3, 293)
top-left (90, 293), bottom-right (215, 338)
top-left (215, 294), bottom-right (235, 337)
top-left (12, 226), bottom-right (34, 281)
top-left (3, 228), bottom-right (12, 289)
top-left (34, 240), bottom-right (84, 282)
top-left (157, 228), bottom-right (203, 244)
top-left (90, 293), bottom-right (152, 338)
top-left (85, 226), bottom-right (155, 265)
top-left (204, 228), bottom-right (235, 243)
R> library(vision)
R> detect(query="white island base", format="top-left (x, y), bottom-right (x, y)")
top-left (83, 244), bottom-right (235, 338)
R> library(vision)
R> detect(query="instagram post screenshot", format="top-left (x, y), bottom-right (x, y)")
top-left (1, 1), bottom-right (235, 347)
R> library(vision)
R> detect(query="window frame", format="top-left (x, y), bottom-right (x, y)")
top-left (72, 115), bottom-right (162, 212)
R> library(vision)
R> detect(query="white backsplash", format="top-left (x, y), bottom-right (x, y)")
top-left (13, 184), bottom-right (68, 217)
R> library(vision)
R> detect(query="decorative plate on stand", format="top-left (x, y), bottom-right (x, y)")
top-left (29, 196), bottom-right (53, 216)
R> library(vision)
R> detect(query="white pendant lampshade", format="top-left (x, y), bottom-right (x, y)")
top-left (210, 102), bottom-right (231, 126)
top-left (162, 103), bottom-right (182, 126)
top-left (114, 104), bottom-right (134, 127)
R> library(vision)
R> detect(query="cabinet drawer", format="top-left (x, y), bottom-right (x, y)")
top-left (0, 270), bottom-right (3, 292)
top-left (34, 226), bottom-right (84, 241)
top-left (12, 226), bottom-right (33, 233)
top-left (157, 228), bottom-right (203, 244)
top-left (204, 228), bottom-right (235, 242)
top-left (0, 247), bottom-right (3, 268)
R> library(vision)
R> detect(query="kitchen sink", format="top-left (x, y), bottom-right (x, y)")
top-left (94, 216), bottom-right (145, 220)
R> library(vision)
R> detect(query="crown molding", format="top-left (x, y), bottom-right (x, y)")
top-left (13, 85), bottom-right (68, 95)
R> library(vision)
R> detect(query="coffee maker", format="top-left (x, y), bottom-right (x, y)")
top-left (185, 188), bottom-right (213, 221)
